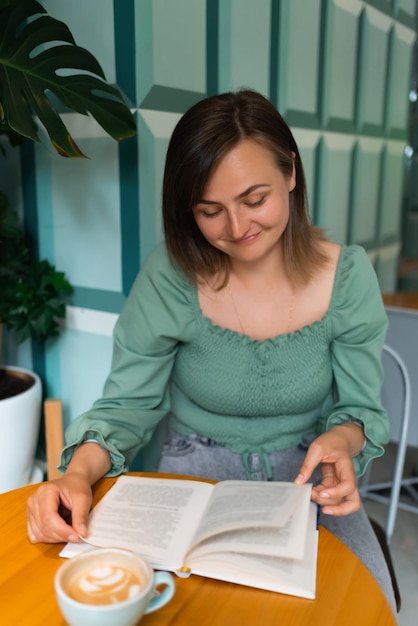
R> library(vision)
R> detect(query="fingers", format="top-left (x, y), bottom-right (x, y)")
top-left (312, 485), bottom-right (361, 516)
top-left (26, 479), bottom-right (92, 544)
top-left (70, 503), bottom-right (90, 539)
top-left (311, 462), bottom-right (361, 515)
top-left (27, 488), bottom-right (77, 544)
top-left (317, 461), bottom-right (356, 498)
top-left (294, 432), bottom-right (362, 517)
top-left (294, 438), bottom-right (324, 485)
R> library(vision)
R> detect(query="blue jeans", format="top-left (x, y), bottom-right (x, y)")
top-left (158, 429), bottom-right (397, 617)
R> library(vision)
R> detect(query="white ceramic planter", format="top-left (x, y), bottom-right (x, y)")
top-left (0, 366), bottom-right (42, 493)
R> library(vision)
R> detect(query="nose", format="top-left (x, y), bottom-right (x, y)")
top-left (227, 209), bottom-right (250, 240)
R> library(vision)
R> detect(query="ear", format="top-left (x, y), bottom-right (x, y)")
top-left (289, 152), bottom-right (296, 192)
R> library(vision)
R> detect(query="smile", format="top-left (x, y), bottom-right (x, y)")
top-left (230, 232), bottom-right (261, 246)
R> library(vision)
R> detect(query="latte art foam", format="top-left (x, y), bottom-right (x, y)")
top-left (68, 565), bottom-right (143, 605)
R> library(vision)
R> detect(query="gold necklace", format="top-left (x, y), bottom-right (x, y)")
top-left (227, 282), bottom-right (246, 335)
top-left (227, 282), bottom-right (295, 335)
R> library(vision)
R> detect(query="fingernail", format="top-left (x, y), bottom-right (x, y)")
top-left (294, 474), bottom-right (304, 484)
top-left (68, 534), bottom-right (79, 542)
top-left (321, 492), bottom-right (330, 498)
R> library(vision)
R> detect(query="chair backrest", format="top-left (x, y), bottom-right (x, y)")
top-left (384, 306), bottom-right (418, 445)
top-left (44, 398), bottom-right (64, 480)
top-left (361, 344), bottom-right (412, 539)
top-left (381, 344), bottom-right (411, 452)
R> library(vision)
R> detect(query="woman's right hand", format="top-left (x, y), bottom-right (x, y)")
top-left (26, 441), bottom-right (112, 544)
top-left (26, 473), bottom-right (93, 544)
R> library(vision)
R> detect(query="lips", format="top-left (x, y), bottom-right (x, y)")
top-left (230, 232), bottom-right (261, 245)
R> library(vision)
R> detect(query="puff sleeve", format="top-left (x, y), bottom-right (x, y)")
top-left (58, 243), bottom-right (196, 475)
top-left (319, 246), bottom-right (389, 476)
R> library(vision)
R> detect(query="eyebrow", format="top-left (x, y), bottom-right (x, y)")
top-left (198, 184), bottom-right (271, 205)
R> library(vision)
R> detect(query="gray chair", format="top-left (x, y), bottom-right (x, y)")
top-left (360, 343), bottom-right (418, 544)
top-left (384, 306), bottom-right (418, 449)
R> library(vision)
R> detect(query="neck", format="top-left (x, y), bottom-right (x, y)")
top-left (228, 247), bottom-right (288, 291)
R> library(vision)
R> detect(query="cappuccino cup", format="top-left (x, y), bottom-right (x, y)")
top-left (54, 548), bottom-right (175, 626)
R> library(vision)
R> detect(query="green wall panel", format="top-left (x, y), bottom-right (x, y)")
top-left (376, 244), bottom-right (402, 290)
top-left (322, 0), bottom-right (362, 131)
top-left (42, 0), bottom-right (117, 83)
top-left (59, 329), bottom-right (114, 427)
top-left (350, 138), bottom-right (383, 245)
top-left (136, 0), bottom-right (207, 111)
top-left (32, 144), bottom-right (53, 262)
top-left (407, 158), bottom-right (418, 212)
top-left (394, 0), bottom-right (418, 27)
top-left (218, 0), bottom-right (271, 95)
top-left (379, 142), bottom-right (406, 239)
top-left (357, 6), bottom-right (391, 134)
top-left (44, 131), bottom-right (122, 292)
top-left (277, 0), bottom-right (322, 125)
top-left (386, 24), bottom-right (416, 137)
top-left (138, 110), bottom-right (181, 264)
top-left (366, 0), bottom-right (392, 16)
top-left (396, 0), bottom-right (417, 18)
top-left (404, 211), bottom-right (418, 255)
top-left (292, 128), bottom-right (321, 219)
top-left (316, 134), bottom-right (356, 243)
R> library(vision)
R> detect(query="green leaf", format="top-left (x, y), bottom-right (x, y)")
top-left (0, 194), bottom-right (21, 238)
top-left (0, 211), bottom-right (73, 344)
top-left (0, 0), bottom-right (136, 157)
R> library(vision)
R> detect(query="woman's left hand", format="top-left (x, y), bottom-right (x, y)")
top-left (294, 424), bottom-right (364, 516)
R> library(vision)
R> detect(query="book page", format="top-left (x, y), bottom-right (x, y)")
top-left (83, 476), bottom-right (213, 569)
top-left (190, 481), bottom-right (311, 547)
top-left (187, 502), bottom-right (319, 599)
top-left (188, 485), bottom-right (312, 560)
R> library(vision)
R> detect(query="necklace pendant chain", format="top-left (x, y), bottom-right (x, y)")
top-left (228, 282), bottom-right (295, 336)
top-left (227, 282), bottom-right (246, 335)
top-left (287, 291), bottom-right (295, 334)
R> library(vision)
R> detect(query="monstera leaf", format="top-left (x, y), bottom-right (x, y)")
top-left (0, 0), bottom-right (136, 157)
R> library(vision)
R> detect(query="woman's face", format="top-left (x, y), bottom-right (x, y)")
top-left (192, 139), bottom-right (296, 267)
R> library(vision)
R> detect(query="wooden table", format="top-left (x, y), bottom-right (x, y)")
top-left (383, 291), bottom-right (418, 310)
top-left (0, 473), bottom-right (397, 626)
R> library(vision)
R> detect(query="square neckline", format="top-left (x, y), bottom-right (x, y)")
top-left (191, 245), bottom-right (349, 345)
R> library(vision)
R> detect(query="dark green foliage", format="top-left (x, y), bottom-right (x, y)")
top-left (0, 0), bottom-right (136, 157)
top-left (0, 191), bottom-right (72, 343)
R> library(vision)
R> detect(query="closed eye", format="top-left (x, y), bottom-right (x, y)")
top-left (201, 209), bottom-right (222, 218)
top-left (245, 195), bottom-right (266, 208)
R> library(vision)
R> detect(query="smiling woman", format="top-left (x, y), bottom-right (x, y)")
top-left (192, 140), bottom-right (295, 272)
top-left (27, 89), bottom-right (396, 616)
top-left (190, 139), bottom-right (298, 338)
top-left (163, 90), bottom-right (326, 287)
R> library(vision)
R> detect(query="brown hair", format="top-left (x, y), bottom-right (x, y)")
top-left (162, 89), bottom-right (327, 284)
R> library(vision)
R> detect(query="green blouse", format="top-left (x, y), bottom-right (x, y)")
top-left (60, 242), bottom-right (389, 477)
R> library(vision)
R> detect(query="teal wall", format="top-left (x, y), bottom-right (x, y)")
top-left (401, 35), bottom-right (418, 289)
top-left (0, 0), bottom-right (416, 456)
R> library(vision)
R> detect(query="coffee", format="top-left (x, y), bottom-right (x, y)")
top-left (68, 564), bottom-right (144, 605)
top-left (55, 548), bottom-right (175, 626)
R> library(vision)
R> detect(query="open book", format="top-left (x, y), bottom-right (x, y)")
top-left (60, 475), bottom-right (319, 599)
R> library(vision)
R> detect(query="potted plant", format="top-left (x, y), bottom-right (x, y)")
top-left (0, 188), bottom-right (73, 492)
top-left (0, 0), bottom-right (136, 491)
